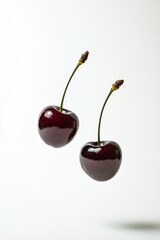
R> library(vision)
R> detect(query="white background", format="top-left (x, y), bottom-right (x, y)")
top-left (0, 0), bottom-right (160, 239)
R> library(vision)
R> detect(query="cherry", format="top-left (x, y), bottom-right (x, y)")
top-left (80, 80), bottom-right (124, 181)
top-left (38, 51), bottom-right (89, 148)
top-left (38, 106), bottom-right (79, 148)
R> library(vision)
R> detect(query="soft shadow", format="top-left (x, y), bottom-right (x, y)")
top-left (113, 221), bottom-right (160, 231)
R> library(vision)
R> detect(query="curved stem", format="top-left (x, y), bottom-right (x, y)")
top-left (97, 89), bottom-right (113, 145)
top-left (97, 79), bottom-right (124, 145)
top-left (59, 62), bottom-right (81, 112)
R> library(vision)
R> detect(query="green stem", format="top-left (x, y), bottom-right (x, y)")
top-left (59, 62), bottom-right (81, 112)
top-left (97, 89), bottom-right (113, 145)
top-left (97, 79), bottom-right (124, 145)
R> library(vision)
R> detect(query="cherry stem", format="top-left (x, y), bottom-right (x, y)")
top-left (59, 51), bottom-right (89, 112)
top-left (97, 89), bottom-right (113, 145)
top-left (60, 63), bottom-right (81, 112)
top-left (97, 79), bottom-right (124, 145)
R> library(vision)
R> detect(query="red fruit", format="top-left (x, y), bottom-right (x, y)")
top-left (80, 141), bottom-right (122, 181)
top-left (80, 80), bottom-right (124, 181)
top-left (38, 106), bottom-right (79, 148)
top-left (38, 51), bottom-right (89, 148)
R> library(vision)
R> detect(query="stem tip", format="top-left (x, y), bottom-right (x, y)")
top-left (112, 80), bottom-right (124, 91)
top-left (79, 51), bottom-right (89, 63)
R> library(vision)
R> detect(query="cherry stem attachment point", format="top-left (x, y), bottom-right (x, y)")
top-left (97, 80), bottom-right (124, 145)
top-left (59, 51), bottom-right (89, 112)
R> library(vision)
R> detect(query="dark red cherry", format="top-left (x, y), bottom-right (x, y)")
top-left (80, 141), bottom-right (122, 181)
top-left (79, 80), bottom-right (124, 181)
top-left (38, 51), bottom-right (89, 148)
top-left (38, 106), bottom-right (79, 148)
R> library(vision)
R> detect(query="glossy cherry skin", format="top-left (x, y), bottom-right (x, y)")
top-left (80, 141), bottom-right (122, 181)
top-left (38, 106), bottom-right (79, 148)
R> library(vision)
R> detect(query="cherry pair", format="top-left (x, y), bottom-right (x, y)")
top-left (38, 51), bottom-right (124, 181)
